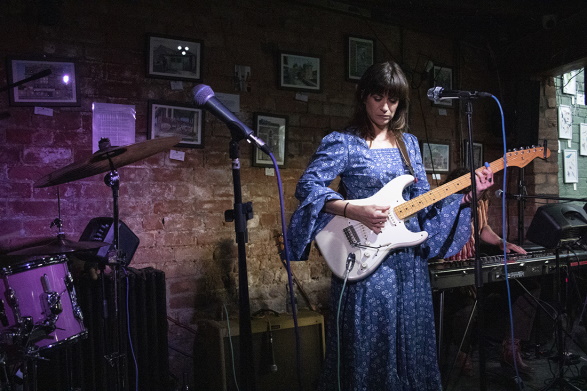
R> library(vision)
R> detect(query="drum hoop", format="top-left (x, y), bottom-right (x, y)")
top-left (1, 254), bottom-right (68, 276)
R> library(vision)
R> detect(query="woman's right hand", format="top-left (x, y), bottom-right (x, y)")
top-left (326, 201), bottom-right (390, 234)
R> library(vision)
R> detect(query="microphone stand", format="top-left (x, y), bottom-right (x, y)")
top-left (517, 168), bottom-right (526, 246)
top-left (462, 98), bottom-right (488, 391)
top-left (225, 133), bottom-right (256, 391)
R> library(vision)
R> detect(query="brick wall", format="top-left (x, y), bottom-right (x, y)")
top-left (0, 0), bottom-right (553, 385)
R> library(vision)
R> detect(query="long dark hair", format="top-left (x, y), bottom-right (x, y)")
top-left (349, 61), bottom-right (410, 140)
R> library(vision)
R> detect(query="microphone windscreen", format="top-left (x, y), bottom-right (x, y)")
top-left (193, 84), bottom-right (214, 106)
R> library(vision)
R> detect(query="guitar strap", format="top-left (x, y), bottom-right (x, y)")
top-left (395, 132), bottom-right (417, 182)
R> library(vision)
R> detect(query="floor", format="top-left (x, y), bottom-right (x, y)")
top-left (439, 322), bottom-right (587, 391)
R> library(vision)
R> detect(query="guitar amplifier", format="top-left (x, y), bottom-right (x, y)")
top-left (193, 310), bottom-right (325, 391)
top-left (78, 217), bottom-right (140, 264)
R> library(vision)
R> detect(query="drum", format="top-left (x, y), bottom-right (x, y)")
top-left (0, 254), bottom-right (86, 350)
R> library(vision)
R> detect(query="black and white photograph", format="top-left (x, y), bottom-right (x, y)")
top-left (421, 142), bottom-right (450, 172)
top-left (7, 58), bottom-right (79, 106)
top-left (463, 140), bottom-right (483, 169)
top-left (149, 101), bottom-right (203, 148)
top-left (279, 52), bottom-right (321, 92)
top-left (347, 36), bottom-right (374, 81)
top-left (253, 113), bottom-right (288, 167)
top-left (431, 65), bottom-right (453, 107)
top-left (147, 35), bottom-right (203, 81)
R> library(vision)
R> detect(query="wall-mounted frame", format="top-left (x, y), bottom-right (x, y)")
top-left (558, 105), bottom-right (573, 139)
top-left (463, 140), bottom-right (484, 169)
top-left (7, 58), bottom-right (79, 106)
top-left (562, 70), bottom-right (578, 95)
top-left (421, 142), bottom-right (450, 173)
top-left (147, 34), bottom-right (203, 81)
top-left (278, 52), bottom-right (321, 92)
top-left (563, 149), bottom-right (578, 183)
top-left (346, 35), bottom-right (374, 82)
top-left (430, 65), bottom-right (454, 108)
top-left (252, 113), bottom-right (288, 167)
top-left (148, 101), bottom-right (204, 148)
top-left (580, 123), bottom-right (587, 156)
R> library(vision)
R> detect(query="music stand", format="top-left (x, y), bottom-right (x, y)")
top-left (526, 203), bottom-right (587, 391)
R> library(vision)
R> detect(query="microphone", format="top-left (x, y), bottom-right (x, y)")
top-left (427, 86), bottom-right (492, 102)
top-left (192, 84), bottom-right (271, 154)
top-left (495, 189), bottom-right (521, 200)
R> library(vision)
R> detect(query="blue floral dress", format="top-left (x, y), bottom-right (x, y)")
top-left (287, 130), bottom-right (472, 391)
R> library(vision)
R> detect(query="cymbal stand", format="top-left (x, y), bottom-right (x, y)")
top-left (100, 153), bottom-right (127, 391)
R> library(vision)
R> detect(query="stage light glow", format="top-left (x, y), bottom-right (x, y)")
top-left (62, 74), bottom-right (70, 84)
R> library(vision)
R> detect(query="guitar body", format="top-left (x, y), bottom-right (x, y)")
top-left (315, 175), bottom-right (428, 281)
top-left (313, 146), bottom-right (550, 281)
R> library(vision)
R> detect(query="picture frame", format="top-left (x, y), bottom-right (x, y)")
top-left (148, 101), bottom-right (204, 148)
top-left (430, 65), bottom-right (454, 108)
top-left (278, 52), bottom-right (321, 92)
top-left (562, 70), bottom-right (578, 95)
top-left (252, 113), bottom-right (288, 167)
top-left (558, 105), bottom-right (573, 139)
top-left (580, 123), bottom-right (587, 156)
top-left (563, 149), bottom-right (578, 183)
top-left (346, 35), bottom-right (374, 81)
top-left (147, 34), bottom-right (203, 81)
top-left (463, 140), bottom-right (484, 169)
top-left (421, 142), bottom-right (450, 173)
top-left (6, 58), bottom-right (79, 106)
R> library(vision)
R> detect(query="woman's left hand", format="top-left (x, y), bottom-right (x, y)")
top-left (462, 166), bottom-right (494, 204)
top-left (474, 166), bottom-right (494, 195)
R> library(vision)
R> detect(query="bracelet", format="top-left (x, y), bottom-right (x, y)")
top-left (343, 202), bottom-right (349, 218)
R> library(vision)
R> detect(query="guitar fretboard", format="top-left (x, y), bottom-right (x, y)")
top-left (394, 147), bottom-right (549, 220)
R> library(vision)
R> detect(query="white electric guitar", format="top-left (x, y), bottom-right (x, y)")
top-left (314, 146), bottom-right (551, 281)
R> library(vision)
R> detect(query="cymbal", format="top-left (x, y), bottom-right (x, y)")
top-left (7, 235), bottom-right (108, 256)
top-left (34, 136), bottom-right (182, 188)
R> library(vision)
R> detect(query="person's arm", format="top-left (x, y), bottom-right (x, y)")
top-left (323, 200), bottom-right (390, 234)
top-left (480, 224), bottom-right (527, 254)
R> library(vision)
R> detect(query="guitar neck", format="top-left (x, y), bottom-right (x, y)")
top-left (393, 147), bottom-right (549, 220)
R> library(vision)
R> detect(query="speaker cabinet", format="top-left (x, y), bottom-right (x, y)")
top-left (193, 310), bottom-right (325, 391)
top-left (526, 203), bottom-right (587, 248)
top-left (78, 217), bottom-right (140, 264)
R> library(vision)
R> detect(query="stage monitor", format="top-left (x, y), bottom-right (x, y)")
top-left (526, 203), bottom-right (587, 249)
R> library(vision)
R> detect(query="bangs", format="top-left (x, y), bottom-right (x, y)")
top-left (368, 74), bottom-right (409, 101)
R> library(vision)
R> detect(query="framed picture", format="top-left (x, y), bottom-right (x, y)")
top-left (421, 142), bottom-right (450, 173)
top-left (148, 101), bottom-right (204, 148)
top-left (430, 65), bottom-right (454, 108)
top-left (463, 140), bottom-right (484, 169)
top-left (252, 113), bottom-right (288, 167)
top-left (562, 70), bottom-right (578, 95)
top-left (563, 149), bottom-right (578, 183)
top-left (278, 52), bottom-right (321, 92)
top-left (6, 58), bottom-right (79, 106)
top-left (147, 34), bottom-right (203, 81)
top-left (558, 105), bottom-right (573, 139)
top-left (580, 123), bottom-right (587, 156)
top-left (346, 36), bottom-right (374, 81)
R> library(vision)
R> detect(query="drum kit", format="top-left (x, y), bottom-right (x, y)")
top-left (0, 136), bottom-right (181, 391)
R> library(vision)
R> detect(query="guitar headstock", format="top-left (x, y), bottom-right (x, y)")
top-left (504, 145), bottom-right (551, 168)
